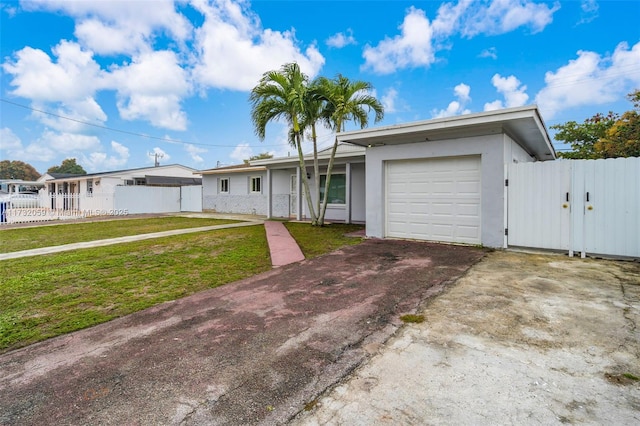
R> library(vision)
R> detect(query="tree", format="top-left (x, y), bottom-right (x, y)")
top-left (312, 74), bottom-right (384, 224)
top-left (595, 90), bottom-right (640, 158)
top-left (0, 160), bottom-right (41, 180)
top-left (553, 89), bottom-right (640, 159)
top-left (47, 158), bottom-right (86, 175)
top-left (250, 63), bottom-right (384, 226)
top-left (243, 152), bottom-right (273, 165)
top-left (250, 62), bottom-right (320, 224)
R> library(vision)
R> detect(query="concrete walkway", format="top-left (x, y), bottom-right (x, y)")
top-left (264, 221), bottom-right (305, 267)
top-left (1, 218), bottom-right (306, 267)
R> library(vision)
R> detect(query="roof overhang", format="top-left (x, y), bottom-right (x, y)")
top-left (251, 144), bottom-right (366, 168)
top-left (200, 166), bottom-right (267, 175)
top-left (337, 105), bottom-right (556, 161)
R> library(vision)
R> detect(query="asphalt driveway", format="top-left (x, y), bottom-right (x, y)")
top-left (0, 239), bottom-right (484, 425)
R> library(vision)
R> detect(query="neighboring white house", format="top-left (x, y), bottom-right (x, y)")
top-left (42, 164), bottom-right (202, 214)
top-left (201, 143), bottom-right (366, 223)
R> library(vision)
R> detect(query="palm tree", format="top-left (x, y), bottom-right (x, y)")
top-left (249, 63), bottom-right (320, 224)
top-left (314, 74), bottom-right (384, 225)
top-left (250, 65), bottom-right (384, 227)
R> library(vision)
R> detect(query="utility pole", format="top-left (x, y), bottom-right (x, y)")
top-left (148, 152), bottom-right (164, 167)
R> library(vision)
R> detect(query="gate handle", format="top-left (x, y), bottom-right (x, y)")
top-left (586, 192), bottom-right (590, 202)
top-left (566, 192), bottom-right (569, 202)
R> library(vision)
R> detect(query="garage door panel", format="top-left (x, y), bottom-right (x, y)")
top-left (386, 156), bottom-right (481, 244)
top-left (457, 205), bottom-right (481, 217)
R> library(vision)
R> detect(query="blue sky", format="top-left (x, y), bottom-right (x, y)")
top-left (1, 0), bottom-right (639, 174)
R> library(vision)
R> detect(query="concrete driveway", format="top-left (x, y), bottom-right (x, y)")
top-left (0, 239), bottom-right (483, 425)
top-left (293, 250), bottom-right (640, 425)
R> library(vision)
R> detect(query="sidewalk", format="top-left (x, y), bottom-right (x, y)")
top-left (1, 219), bottom-right (306, 266)
top-left (264, 221), bottom-right (305, 267)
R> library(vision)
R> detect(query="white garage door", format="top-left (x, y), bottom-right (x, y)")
top-left (386, 156), bottom-right (481, 244)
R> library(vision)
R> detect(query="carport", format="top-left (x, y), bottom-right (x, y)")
top-left (337, 106), bottom-right (556, 248)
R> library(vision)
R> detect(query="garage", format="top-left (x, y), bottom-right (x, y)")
top-left (337, 106), bottom-right (557, 248)
top-left (385, 156), bottom-right (481, 244)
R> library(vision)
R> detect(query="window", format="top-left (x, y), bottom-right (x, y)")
top-left (219, 178), bottom-right (229, 193)
top-left (86, 179), bottom-right (93, 196)
top-left (250, 176), bottom-right (262, 193)
top-left (319, 174), bottom-right (346, 204)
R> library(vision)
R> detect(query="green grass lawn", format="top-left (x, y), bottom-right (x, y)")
top-left (0, 221), bottom-right (364, 354)
top-left (285, 222), bottom-right (365, 258)
top-left (0, 216), bottom-right (238, 253)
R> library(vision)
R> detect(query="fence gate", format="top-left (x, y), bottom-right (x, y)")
top-left (508, 157), bottom-right (640, 258)
top-left (180, 185), bottom-right (202, 212)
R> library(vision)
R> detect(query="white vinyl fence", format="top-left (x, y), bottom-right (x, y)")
top-left (0, 193), bottom-right (115, 225)
top-left (508, 157), bottom-right (640, 258)
top-left (1, 185), bottom-right (203, 225)
top-left (180, 185), bottom-right (203, 212)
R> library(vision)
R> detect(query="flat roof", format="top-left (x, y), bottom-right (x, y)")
top-left (337, 105), bottom-right (556, 161)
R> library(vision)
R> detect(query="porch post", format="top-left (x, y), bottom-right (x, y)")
top-left (345, 162), bottom-right (352, 224)
top-left (296, 167), bottom-right (302, 221)
top-left (266, 168), bottom-right (272, 219)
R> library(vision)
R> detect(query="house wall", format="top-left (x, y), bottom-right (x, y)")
top-left (504, 134), bottom-right (534, 164)
top-left (270, 169), bottom-right (295, 218)
top-left (351, 163), bottom-right (366, 223)
top-left (365, 134), bottom-right (508, 248)
top-left (202, 172), bottom-right (268, 215)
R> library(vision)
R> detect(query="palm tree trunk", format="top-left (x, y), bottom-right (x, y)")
top-left (311, 124), bottom-right (320, 217)
top-left (318, 134), bottom-right (341, 226)
top-left (295, 132), bottom-right (318, 224)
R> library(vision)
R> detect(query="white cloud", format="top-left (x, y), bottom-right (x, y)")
top-left (185, 144), bottom-right (207, 163)
top-left (381, 88), bottom-right (399, 113)
top-left (479, 47), bottom-right (498, 59)
top-left (362, 7), bottom-right (435, 74)
top-left (82, 141), bottom-right (130, 171)
top-left (22, 144), bottom-right (57, 162)
top-left (454, 83), bottom-right (471, 102)
top-left (432, 83), bottom-right (472, 118)
top-left (535, 41), bottom-right (640, 118)
top-left (0, 128), bottom-right (57, 162)
top-left (23, 0), bottom-right (192, 55)
top-left (192, 0), bottom-right (325, 91)
top-left (363, 1), bottom-right (559, 74)
top-left (32, 98), bottom-right (108, 134)
top-left (326, 29), bottom-right (356, 48)
top-left (0, 127), bottom-right (22, 152)
top-left (230, 143), bottom-right (253, 164)
top-left (484, 74), bottom-right (529, 111)
top-left (3, 41), bottom-right (107, 103)
top-left (110, 50), bottom-right (190, 130)
top-left (40, 130), bottom-right (102, 153)
top-left (462, 0), bottom-right (560, 37)
top-left (578, 0), bottom-right (599, 25)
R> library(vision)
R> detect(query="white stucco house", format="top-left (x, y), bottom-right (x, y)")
top-left (337, 106), bottom-right (555, 248)
top-left (201, 106), bottom-right (555, 248)
top-left (202, 143), bottom-right (366, 223)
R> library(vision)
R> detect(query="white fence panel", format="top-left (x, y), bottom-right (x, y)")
top-left (577, 157), bottom-right (640, 258)
top-left (180, 185), bottom-right (202, 212)
top-left (114, 186), bottom-right (180, 214)
top-left (508, 161), bottom-right (572, 251)
top-left (508, 157), bottom-right (640, 258)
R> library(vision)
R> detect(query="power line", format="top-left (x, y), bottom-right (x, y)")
top-left (0, 98), bottom-right (289, 148)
